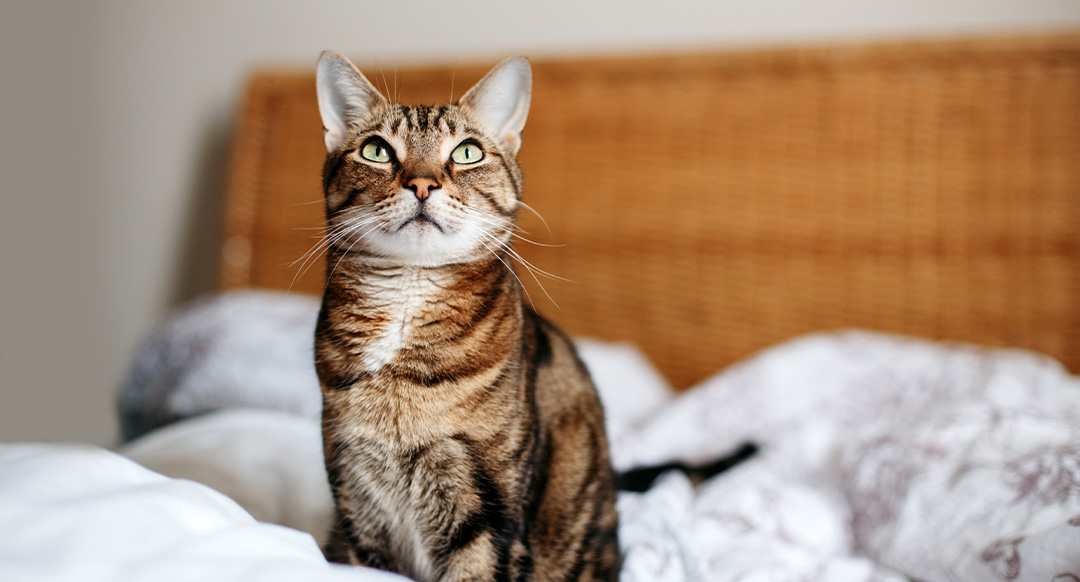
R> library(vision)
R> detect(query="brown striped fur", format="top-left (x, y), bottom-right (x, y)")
top-left (313, 53), bottom-right (619, 582)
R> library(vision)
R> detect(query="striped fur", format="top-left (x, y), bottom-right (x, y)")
top-left (314, 53), bottom-right (619, 582)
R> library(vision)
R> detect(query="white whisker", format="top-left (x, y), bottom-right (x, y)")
top-left (469, 227), bottom-right (562, 309)
top-left (372, 52), bottom-right (392, 101)
top-left (461, 208), bottom-right (563, 248)
top-left (460, 211), bottom-right (570, 283)
top-left (324, 220), bottom-right (383, 291)
top-left (448, 54), bottom-right (460, 103)
top-left (516, 200), bottom-right (553, 237)
top-left (492, 233), bottom-right (569, 283)
top-left (464, 224), bottom-right (536, 307)
top-left (287, 211), bottom-right (380, 292)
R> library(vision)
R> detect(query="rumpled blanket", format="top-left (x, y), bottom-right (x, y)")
top-left (611, 332), bottom-right (1080, 581)
top-left (4, 291), bottom-right (1078, 581)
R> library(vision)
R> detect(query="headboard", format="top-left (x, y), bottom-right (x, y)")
top-left (222, 33), bottom-right (1080, 390)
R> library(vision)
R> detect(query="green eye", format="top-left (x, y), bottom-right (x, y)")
top-left (360, 139), bottom-right (393, 163)
top-left (451, 142), bottom-right (484, 164)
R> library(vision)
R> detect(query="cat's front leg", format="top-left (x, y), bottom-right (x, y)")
top-left (322, 510), bottom-right (396, 571)
top-left (437, 531), bottom-right (531, 582)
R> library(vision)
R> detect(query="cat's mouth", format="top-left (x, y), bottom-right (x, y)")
top-left (362, 205), bottom-right (489, 266)
top-left (396, 210), bottom-right (445, 234)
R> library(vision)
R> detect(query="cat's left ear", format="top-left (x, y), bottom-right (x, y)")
top-left (459, 57), bottom-right (532, 155)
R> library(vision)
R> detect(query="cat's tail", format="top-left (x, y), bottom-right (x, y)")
top-left (615, 442), bottom-right (759, 492)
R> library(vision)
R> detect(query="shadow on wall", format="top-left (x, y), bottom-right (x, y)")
top-left (168, 111), bottom-right (232, 307)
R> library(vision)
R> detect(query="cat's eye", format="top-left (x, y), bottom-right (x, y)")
top-left (451, 141), bottom-right (484, 164)
top-left (360, 138), bottom-right (394, 163)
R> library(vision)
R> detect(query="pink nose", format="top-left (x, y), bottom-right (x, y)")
top-left (406, 177), bottom-right (440, 201)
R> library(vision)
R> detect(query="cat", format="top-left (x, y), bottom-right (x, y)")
top-left (313, 52), bottom-right (620, 582)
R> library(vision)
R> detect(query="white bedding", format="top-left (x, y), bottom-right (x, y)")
top-left (611, 332), bottom-right (1080, 581)
top-left (0, 444), bottom-right (404, 582)
top-left (4, 295), bottom-right (1080, 581)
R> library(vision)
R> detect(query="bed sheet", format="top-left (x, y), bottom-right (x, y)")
top-left (8, 289), bottom-right (1080, 581)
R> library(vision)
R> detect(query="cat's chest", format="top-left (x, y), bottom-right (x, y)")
top-left (359, 267), bottom-right (451, 373)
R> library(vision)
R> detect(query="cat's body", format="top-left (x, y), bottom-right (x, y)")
top-left (314, 53), bottom-right (619, 582)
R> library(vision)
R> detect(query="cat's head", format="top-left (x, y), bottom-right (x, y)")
top-left (316, 52), bottom-right (531, 267)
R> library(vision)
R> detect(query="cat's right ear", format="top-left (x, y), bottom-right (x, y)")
top-left (316, 51), bottom-right (387, 152)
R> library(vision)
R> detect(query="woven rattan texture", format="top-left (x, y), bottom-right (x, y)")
top-left (223, 34), bottom-right (1080, 390)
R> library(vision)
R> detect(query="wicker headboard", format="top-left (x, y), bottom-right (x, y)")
top-left (222, 33), bottom-right (1080, 390)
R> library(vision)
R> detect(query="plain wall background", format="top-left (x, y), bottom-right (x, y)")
top-left (2, 0), bottom-right (1078, 446)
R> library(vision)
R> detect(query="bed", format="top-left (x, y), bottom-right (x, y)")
top-left (220, 32), bottom-right (1080, 389)
top-left (4, 33), bottom-right (1080, 582)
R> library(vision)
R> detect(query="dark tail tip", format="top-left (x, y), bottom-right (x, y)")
top-left (615, 442), bottom-right (759, 492)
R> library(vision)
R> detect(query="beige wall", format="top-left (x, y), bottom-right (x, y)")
top-left (2, 0), bottom-right (1078, 446)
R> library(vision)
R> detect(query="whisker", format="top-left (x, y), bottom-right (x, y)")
top-left (486, 225), bottom-right (564, 249)
top-left (472, 228), bottom-right (561, 309)
top-left (287, 212), bottom-right (379, 291)
top-left (464, 224), bottom-right (536, 307)
top-left (448, 55), bottom-right (459, 103)
top-left (464, 215), bottom-right (569, 283)
top-left (455, 210), bottom-right (569, 285)
top-left (509, 235), bottom-right (564, 248)
top-left (288, 224), bottom-right (343, 270)
top-left (492, 235), bottom-right (570, 283)
top-left (371, 52), bottom-right (392, 100)
top-left (516, 200), bottom-right (553, 237)
top-left (462, 209), bottom-right (532, 236)
top-left (288, 240), bottom-right (330, 292)
top-left (288, 237), bottom-right (329, 269)
top-left (300, 212), bottom-right (374, 258)
top-left (324, 220), bottom-right (383, 291)
top-left (288, 234), bottom-right (342, 292)
top-left (461, 209), bottom-right (564, 249)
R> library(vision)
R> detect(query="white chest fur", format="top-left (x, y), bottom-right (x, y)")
top-left (360, 267), bottom-right (448, 373)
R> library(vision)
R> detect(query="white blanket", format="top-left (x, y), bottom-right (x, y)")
top-left (0, 444), bottom-right (403, 582)
top-left (611, 332), bottom-right (1080, 581)
top-left (4, 330), bottom-right (1080, 581)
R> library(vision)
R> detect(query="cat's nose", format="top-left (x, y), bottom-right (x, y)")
top-left (405, 177), bottom-right (440, 201)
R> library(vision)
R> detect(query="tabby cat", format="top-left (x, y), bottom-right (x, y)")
top-left (313, 52), bottom-right (620, 582)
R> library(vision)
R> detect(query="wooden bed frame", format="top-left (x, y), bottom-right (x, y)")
top-left (221, 33), bottom-right (1080, 390)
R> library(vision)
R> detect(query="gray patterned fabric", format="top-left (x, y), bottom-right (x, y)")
top-left (614, 331), bottom-right (1080, 581)
top-left (117, 290), bottom-right (322, 441)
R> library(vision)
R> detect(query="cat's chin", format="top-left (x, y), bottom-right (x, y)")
top-left (362, 227), bottom-right (493, 267)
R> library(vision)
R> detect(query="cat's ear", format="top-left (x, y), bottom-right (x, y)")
top-left (459, 57), bottom-right (532, 155)
top-left (316, 51), bottom-right (388, 152)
